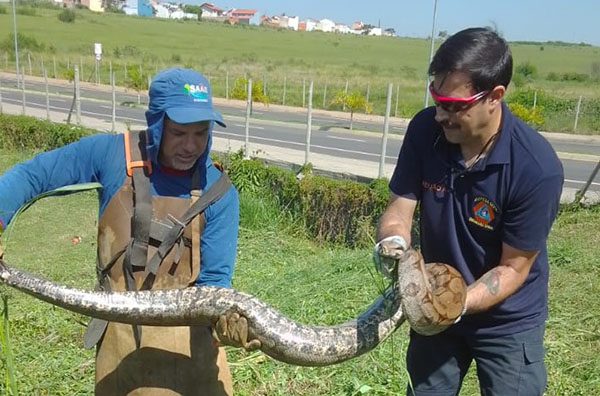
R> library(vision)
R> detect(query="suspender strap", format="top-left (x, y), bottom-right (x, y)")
top-left (142, 172), bottom-right (231, 280)
top-left (122, 130), bottom-right (153, 348)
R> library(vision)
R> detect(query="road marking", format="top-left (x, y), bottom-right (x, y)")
top-left (213, 131), bottom-right (396, 159)
top-left (564, 178), bottom-right (600, 187)
top-left (327, 136), bottom-right (366, 143)
top-left (233, 123), bottom-right (265, 130)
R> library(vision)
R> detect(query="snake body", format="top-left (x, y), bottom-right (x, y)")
top-left (0, 250), bottom-right (466, 366)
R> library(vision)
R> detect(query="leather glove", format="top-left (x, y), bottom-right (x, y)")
top-left (372, 235), bottom-right (408, 279)
top-left (212, 312), bottom-right (261, 351)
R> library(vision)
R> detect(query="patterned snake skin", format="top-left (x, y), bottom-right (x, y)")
top-left (0, 251), bottom-right (466, 366)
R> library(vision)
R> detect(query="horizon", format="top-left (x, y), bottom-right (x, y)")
top-left (181, 0), bottom-right (600, 47)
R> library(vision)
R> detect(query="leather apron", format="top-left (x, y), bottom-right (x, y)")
top-left (90, 131), bottom-right (233, 396)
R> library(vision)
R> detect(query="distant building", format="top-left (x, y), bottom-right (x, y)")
top-left (200, 2), bottom-right (224, 17)
top-left (368, 27), bottom-right (382, 36)
top-left (298, 21), bottom-right (306, 31)
top-left (226, 8), bottom-right (258, 25)
top-left (154, 3), bottom-right (169, 18)
top-left (352, 21), bottom-right (364, 31)
top-left (305, 18), bottom-right (318, 32)
top-left (315, 18), bottom-right (335, 33)
top-left (334, 23), bottom-right (351, 34)
top-left (137, 0), bottom-right (153, 16)
top-left (278, 15), bottom-right (299, 30)
top-left (80, 0), bottom-right (99, 11)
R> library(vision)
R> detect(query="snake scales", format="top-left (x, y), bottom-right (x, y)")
top-left (0, 249), bottom-right (466, 366)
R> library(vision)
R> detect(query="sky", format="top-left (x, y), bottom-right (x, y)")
top-left (188, 0), bottom-right (600, 46)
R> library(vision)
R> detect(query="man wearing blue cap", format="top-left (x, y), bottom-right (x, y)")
top-left (0, 68), bottom-right (254, 395)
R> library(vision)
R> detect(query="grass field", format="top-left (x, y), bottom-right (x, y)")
top-left (0, 150), bottom-right (599, 395)
top-left (0, 5), bottom-right (599, 132)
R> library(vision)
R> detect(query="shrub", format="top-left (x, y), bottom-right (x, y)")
top-left (0, 114), bottom-right (94, 151)
top-left (57, 9), bottom-right (76, 23)
top-left (0, 5), bottom-right (7, 14)
top-left (230, 77), bottom-right (269, 105)
top-left (515, 61), bottom-right (537, 79)
top-left (0, 33), bottom-right (45, 53)
top-left (508, 103), bottom-right (545, 129)
top-left (218, 150), bottom-right (389, 247)
top-left (16, 6), bottom-right (37, 16)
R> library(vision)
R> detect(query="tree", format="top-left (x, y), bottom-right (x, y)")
top-left (384, 27), bottom-right (396, 36)
top-left (331, 91), bottom-right (372, 131)
top-left (361, 23), bottom-right (375, 35)
top-left (438, 30), bottom-right (448, 40)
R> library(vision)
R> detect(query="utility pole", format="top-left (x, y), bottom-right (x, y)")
top-left (423, 0), bottom-right (438, 108)
top-left (11, 0), bottom-right (20, 88)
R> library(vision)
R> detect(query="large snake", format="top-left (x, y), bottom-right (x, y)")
top-left (0, 249), bottom-right (466, 366)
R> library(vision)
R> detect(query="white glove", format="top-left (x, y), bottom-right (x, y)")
top-left (372, 235), bottom-right (408, 279)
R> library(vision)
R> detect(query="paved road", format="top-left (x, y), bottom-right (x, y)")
top-left (1, 78), bottom-right (599, 194)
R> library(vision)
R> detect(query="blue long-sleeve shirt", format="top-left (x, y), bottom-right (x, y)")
top-left (0, 119), bottom-right (239, 288)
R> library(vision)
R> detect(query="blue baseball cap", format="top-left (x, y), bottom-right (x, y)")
top-left (148, 68), bottom-right (225, 127)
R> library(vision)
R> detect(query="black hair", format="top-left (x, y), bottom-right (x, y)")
top-left (428, 27), bottom-right (513, 91)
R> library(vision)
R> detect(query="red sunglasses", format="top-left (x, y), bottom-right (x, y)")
top-left (429, 82), bottom-right (489, 112)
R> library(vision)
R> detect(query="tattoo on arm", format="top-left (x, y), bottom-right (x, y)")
top-left (481, 269), bottom-right (500, 296)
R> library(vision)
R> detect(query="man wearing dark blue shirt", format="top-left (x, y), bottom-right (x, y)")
top-left (374, 28), bottom-right (563, 395)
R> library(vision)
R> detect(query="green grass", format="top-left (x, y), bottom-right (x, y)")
top-left (0, 150), bottom-right (599, 395)
top-left (0, 6), bottom-right (599, 132)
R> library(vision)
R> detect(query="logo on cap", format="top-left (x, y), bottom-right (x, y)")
top-left (184, 83), bottom-right (209, 102)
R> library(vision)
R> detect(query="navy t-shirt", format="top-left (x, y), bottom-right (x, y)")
top-left (389, 103), bottom-right (564, 336)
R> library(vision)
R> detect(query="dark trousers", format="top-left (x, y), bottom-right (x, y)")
top-left (406, 324), bottom-right (546, 396)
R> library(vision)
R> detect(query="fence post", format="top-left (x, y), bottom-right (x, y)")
top-left (74, 65), bottom-right (81, 125)
top-left (282, 76), bottom-right (286, 105)
top-left (244, 78), bottom-right (252, 159)
top-left (533, 90), bottom-right (537, 109)
top-left (44, 66), bottom-right (50, 120)
top-left (53, 55), bottom-right (57, 79)
top-left (111, 72), bottom-right (116, 133)
top-left (305, 80), bottom-right (314, 165)
top-left (21, 68), bottom-right (26, 115)
top-left (343, 80), bottom-right (349, 111)
top-left (379, 83), bottom-right (393, 178)
top-left (95, 58), bottom-right (99, 84)
top-left (573, 95), bottom-right (582, 132)
top-left (302, 78), bottom-right (306, 108)
top-left (225, 69), bottom-right (229, 100)
top-left (576, 160), bottom-right (600, 204)
top-left (394, 84), bottom-right (400, 117)
top-left (322, 82), bottom-right (327, 108)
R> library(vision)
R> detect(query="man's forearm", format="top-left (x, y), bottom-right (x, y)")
top-left (465, 265), bottom-right (527, 314)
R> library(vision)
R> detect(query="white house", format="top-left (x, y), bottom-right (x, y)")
top-left (154, 4), bottom-right (169, 18)
top-left (368, 27), bottom-right (383, 36)
top-left (200, 2), bottom-right (224, 18)
top-left (170, 9), bottom-right (185, 19)
top-left (278, 15), bottom-right (299, 31)
top-left (315, 18), bottom-right (335, 33)
top-left (334, 23), bottom-right (351, 34)
top-left (305, 18), bottom-right (318, 32)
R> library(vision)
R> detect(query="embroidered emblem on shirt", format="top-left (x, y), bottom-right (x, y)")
top-left (468, 196), bottom-right (498, 230)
